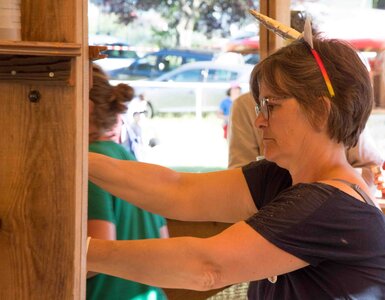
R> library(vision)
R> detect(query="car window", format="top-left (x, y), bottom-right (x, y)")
top-left (104, 49), bottom-right (138, 59)
top-left (134, 55), bottom-right (158, 71)
top-left (168, 69), bottom-right (204, 82)
top-left (185, 57), bottom-right (203, 64)
top-left (206, 69), bottom-right (239, 82)
top-left (158, 55), bottom-right (184, 72)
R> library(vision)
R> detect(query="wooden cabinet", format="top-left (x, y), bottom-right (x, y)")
top-left (0, 1), bottom-right (88, 299)
top-left (164, 220), bottom-right (231, 299)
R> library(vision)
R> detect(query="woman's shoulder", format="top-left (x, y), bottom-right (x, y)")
top-left (273, 181), bottom-right (379, 215)
top-left (247, 182), bottom-right (375, 234)
top-left (252, 183), bottom-right (332, 218)
top-left (277, 182), bottom-right (351, 204)
top-left (242, 159), bottom-right (292, 178)
top-left (242, 160), bottom-right (292, 208)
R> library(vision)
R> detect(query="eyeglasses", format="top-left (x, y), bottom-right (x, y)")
top-left (255, 96), bottom-right (289, 120)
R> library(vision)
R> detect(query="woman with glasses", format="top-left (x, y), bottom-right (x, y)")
top-left (87, 36), bottom-right (385, 299)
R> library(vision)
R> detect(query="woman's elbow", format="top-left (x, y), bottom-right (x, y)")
top-left (193, 264), bottom-right (225, 291)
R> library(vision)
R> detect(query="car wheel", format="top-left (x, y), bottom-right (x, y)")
top-left (145, 101), bottom-right (154, 118)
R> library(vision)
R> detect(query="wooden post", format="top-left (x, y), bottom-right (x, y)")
top-left (259, 0), bottom-right (291, 60)
top-left (0, 0), bottom-right (88, 299)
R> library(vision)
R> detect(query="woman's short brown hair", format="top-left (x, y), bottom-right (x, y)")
top-left (89, 64), bottom-right (134, 139)
top-left (250, 37), bottom-right (373, 148)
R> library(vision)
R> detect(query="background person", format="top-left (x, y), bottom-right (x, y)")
top-left (87, 36), bottom-right (385, 298)
top-left (121, 111), bottom-right (145, 161)
top-left (121, 93), bottom-right (159, 161)
top-left (217, 84), bottom-right (241, 139)
top-left (87, 64), bottom-right (169, 300)
top-left (227, 92), bottom-right (265, 165)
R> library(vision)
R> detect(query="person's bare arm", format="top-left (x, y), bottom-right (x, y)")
top-left (87, 221), bottom-right (307, 290)
top-left (87, 220), bottom-right (116, 278)
top-left (89, 152), bottom-right (256, 223)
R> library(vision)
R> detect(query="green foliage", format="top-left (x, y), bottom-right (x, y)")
top-left (150, 26), bottom-right (175, 49)
top-left (373, 0), bottom-right (385, 9)
top-left (90, 0), bottom-right (259, 47)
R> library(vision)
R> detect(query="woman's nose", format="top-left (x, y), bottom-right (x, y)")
top-left (254, 112), bottom-right (268, 129)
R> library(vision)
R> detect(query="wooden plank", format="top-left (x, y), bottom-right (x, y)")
top-left (0, 83), bottom-right (78, 299)
top-left (72, 0), bottom-right (89, 297)
top-left (21, 0), bottom-right (76, 43)
top-left (0, 0), bottom-right (88, 298)
top-left (0, 56), bottom-right (73, 85)
top-left (259, 0), bottom-right (291, 59)
top-left (0, 41), bottom-right (81, 56)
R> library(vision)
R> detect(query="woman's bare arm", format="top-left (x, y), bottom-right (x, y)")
top-left (87, 221), bottom-right (308, 290)
top-left (89, 152), bottom-right (256, 222)
top-left (87, 220), bottom-right (116, 278)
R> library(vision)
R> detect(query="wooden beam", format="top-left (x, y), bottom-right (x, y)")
top-left (0, 0), bottom-right (88, 298)
top-left (259, 0), bottom-right (291, 60)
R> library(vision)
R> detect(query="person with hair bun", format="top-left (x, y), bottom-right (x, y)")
top-left (87, 64), bottom-right (168, 300)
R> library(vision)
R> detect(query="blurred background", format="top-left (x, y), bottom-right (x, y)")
top-left (89, 0), bottom-right (385, 171)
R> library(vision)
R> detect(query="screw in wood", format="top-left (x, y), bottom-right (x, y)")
top-left (28, 90), bottom-right (41, 103)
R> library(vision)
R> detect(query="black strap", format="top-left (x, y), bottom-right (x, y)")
top-left (330, 178), bottom-right (377, 207)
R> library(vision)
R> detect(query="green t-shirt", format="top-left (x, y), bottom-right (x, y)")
top-left (87, 141), bottom-right (167, 300)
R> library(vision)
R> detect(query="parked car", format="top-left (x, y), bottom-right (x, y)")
top-left (94, 43), bottom-right (139, 71)
top-left (108, 49), bottom-right (215, 80)
top-left (243, 53), bottom-right (260, 65)
top-left (111, 61), bottom-right (254, 117)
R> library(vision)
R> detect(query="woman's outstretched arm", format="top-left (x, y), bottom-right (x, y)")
top-left (89, 152), bottom-right (256, 223)
top-left (87, 221), bottom-right (307, 290)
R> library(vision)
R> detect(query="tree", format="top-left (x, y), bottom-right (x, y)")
top-left (90, 0), bottom-right (259, 47)
top-left (373, 0), bottom-right (385, 9)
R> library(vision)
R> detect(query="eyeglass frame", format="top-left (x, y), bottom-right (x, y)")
top-left (255, 96), bottom-right (290, 120)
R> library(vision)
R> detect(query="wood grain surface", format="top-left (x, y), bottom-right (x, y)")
top-left (0, 83), bottom-right (80, 299)
top-left (0, 0), bottom-right (88, 298)
top-left (21, 0), bottom-right (76, 43)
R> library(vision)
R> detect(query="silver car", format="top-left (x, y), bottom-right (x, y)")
top-left (94, 43), bottom-right (139, 72)
top-left (111, 61), bottom-right (254, 117)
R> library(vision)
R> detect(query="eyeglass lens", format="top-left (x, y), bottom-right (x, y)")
top-left (255, 98), bottom-right (269, 120)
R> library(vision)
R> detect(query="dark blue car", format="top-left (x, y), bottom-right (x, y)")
top-left (108, 49), bottom-right (215, 80)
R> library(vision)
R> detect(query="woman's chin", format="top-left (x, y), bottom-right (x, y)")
top-left (264, 152), bottom-right (290, 169)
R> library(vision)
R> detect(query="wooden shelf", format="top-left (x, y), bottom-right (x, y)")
top-left (0, 41), bottom-right (82, 85)
top-left (0, 40), bottom-right (81, 56)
